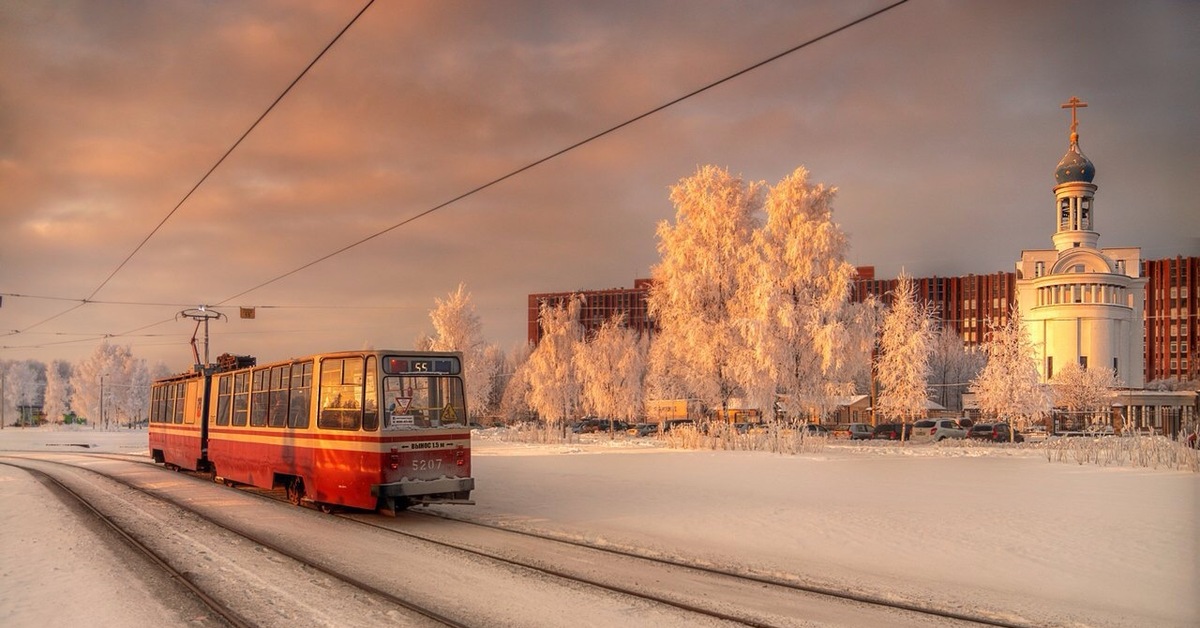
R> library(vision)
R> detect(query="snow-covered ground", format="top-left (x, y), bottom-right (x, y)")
top-left (1, 427), bottom-right (1197, 627)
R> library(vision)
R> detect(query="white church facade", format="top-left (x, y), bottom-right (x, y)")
top-left (1015, 98), bottom-right (1147, 388)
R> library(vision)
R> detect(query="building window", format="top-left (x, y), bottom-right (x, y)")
top-left (1079, 356), bottom-right (1088, 370)
top-left (1035, 261), bottom-right (1044, 278)
top-left (1047, 356), bottom-right (1054, 379)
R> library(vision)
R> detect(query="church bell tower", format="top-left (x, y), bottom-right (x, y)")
top-left (1015, 98), bottom-right (1146, 387)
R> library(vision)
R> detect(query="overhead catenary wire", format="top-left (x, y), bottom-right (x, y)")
top-left (220, 0), bottom-right (912, 304)
top-left (2, 0), bottom-right (377, 340)
top-left (7, 0), bottom-right (912, 352)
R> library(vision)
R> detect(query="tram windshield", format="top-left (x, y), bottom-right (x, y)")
top-left (381, 375), bottom-right (466, 430)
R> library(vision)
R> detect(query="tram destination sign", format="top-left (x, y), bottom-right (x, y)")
top-left (384, 356), bottom-right (461, 375)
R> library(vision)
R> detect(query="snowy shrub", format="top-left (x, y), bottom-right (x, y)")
top-left (1044, 434), bottom-right (1199, 472)
top-left (662, 422), bottom-right (827, 454)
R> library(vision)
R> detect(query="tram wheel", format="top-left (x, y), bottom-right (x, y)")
top-left (285, 478), bottom-right (305, 506)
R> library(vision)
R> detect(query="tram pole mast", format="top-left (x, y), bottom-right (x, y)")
top-left (178, 306), bottom-right (226, 373)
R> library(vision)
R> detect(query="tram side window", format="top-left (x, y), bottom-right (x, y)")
top-left (232, 372), bottom-right (249, 427)
top-left (150, 386), bottom-right (163, 423)
top-left (268, 364), bottom-right (290, 428)
top-left (173, 383), bottom-right (185, 424)
top-left (363, 356), bottom-right (379, 432)
top-left (215, 375), bottom-right (232, 426)
top-left (318, 357), bottom-right (363, 431)
top-left (288, 361), bottom-right (313, 429)
top-left (250, 369), bottom-right (268, 427)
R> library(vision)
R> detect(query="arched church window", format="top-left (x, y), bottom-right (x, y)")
top-left (1060, 199), bottom-right (1070, 228)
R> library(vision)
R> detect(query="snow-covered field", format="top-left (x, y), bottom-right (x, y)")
top-left (1, 427), bottom-right (1197, 627)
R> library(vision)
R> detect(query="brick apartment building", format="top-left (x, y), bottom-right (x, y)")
top-left (527, 256), bottom-right (1196, 385)
top-left (527, 279), bottom-right (656, 344)
top-left (1143, 256), bottom-right (1198, 383)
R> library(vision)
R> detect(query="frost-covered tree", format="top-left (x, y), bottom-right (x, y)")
top-left (839, 297), bottom-right (883, 397)
top-left (427, 283), bottom-right (501, 419)
top-left (969, 306), bottom-right (1050, 431)
top-left (927, 327), bottom-right (985, 412)
top-left (736, 167), bottom-right (858, 419)
top-left (875, 273), bottom-right (935, 426)
top-left (43, 360), bottom-right (74, 423)
top-left (72, 342), bottom-right (141, 429)
top-left (1050, 361), bottom-right (1118, 426)
top-left (524, 297), bottom-right (584, 427)
top-left (1, 360), bottom-right (46, 426)
top-left (648, 165), bottom-right (761, 415)
top-left (575, 314), bottom-right (648, 428)
top-left (498, 343), bottom-right (533, 424)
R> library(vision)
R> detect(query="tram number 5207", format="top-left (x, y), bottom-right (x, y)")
top-left (413, 458), bottom-right (443, 471)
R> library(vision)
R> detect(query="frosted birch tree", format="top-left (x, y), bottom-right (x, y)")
top-left (927, 327), bottom-right (985, 412)
top-left (72, 342), bottom-right (139, 429)
top-left (1, 360), bottom-right (45, 426)
top-left (875, 273), bottom-right (935, 428)
top-left (524, 297), bottom-right (584, 429)
top-left (575, 314), bottom-right (648, 429)
top-left (107, 356), bottom-right (150, 428)
top-left (498, 343), bottom-right (533, 424)
top-left (735, 167), bottom-right (858, 420)
top-left (1050, 361), bottom-right (1118, 426)
top-left (43, 360), bottom-right (74, 424)
top-left (427, 283), bottom-right (501, 419)
top-left (839, 297), bottom-right (884, 399)
top-left (647, 165), bottom-right (761, 416)
top-left (969, 306), bottom-right (1050, 432)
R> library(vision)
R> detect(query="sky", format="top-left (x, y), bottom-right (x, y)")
top-left (2, 429), bottom-right (1198, 626)
top-left (1, 0), bottom-right (1197, 370)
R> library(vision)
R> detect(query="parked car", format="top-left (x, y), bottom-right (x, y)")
top-left (627, 422), bottom-right (659, 437)
top-left (800, 424), bottom-right (830, 437)
top-left (967, 423), bottom-right (1025, 443)
top-left (830, 423), bottom-right (874, 440)
top-left (572, 418), bottom-right (629, 434)
top-left (872, 423), bottom-right (913, 440)
top-left (911, 418), bottom-right (968, 442)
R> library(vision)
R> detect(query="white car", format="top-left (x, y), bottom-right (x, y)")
top-left (911, 419), bottom-right (968, 442)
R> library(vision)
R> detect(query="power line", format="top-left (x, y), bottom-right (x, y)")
top-left (7, 0), bottom-right (910, 351)
top-left (4, 0), bottom-right (376, 339)
top-left (219, 0), bottom-right (912, 304)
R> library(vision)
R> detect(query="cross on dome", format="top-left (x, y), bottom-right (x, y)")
top-left (1061, 96), bottom-right (1088, 137)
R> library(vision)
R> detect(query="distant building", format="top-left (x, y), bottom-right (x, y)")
top-left (527, 102), bottom-right (1194, 387)
top-left (1015, 98), bottom-right (1146, 388)
top-left (527, 279), bottom-right (655, 345)
top-left (1143, 256), bottom-right (1198, 383)
top-left (850, 266), bottom-right (1015, 348)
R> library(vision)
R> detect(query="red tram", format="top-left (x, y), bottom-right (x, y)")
top-left (148, 350), bottom-right (474, 513)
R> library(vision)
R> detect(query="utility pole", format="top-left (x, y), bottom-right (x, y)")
top-left (100, 374), bottom-right (106, 431)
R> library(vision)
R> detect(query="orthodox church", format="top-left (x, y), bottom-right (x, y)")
top-left (1015, 98), bottom-right (1147, 387)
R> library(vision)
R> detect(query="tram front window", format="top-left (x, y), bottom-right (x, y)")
top-left (382, 376), bottom-right (466, 430)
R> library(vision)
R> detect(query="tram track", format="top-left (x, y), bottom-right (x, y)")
top-left (11, 452), bottom-right (1038, 627)
top-left (403, 511), bottom-right (1036, 628)
top-left (0, 454), bottom-right (465, 628)
top-left (347, 510), bottom-right (1032, 628)
top-left (0, 460), bottom-right (251, 628)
